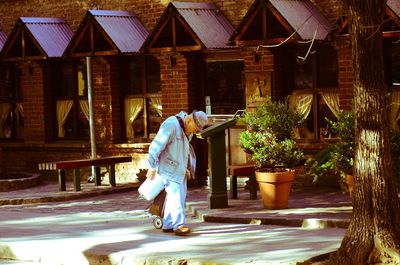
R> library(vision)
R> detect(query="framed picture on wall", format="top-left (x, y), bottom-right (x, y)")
top-left (245, 71), bottom-right (272, 107)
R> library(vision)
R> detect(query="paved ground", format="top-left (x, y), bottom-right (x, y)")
top-left (0, 181), bottom-right (353, 265)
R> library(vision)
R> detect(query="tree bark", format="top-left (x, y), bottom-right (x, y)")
top-left (329, 0), bottom-right (400, 264)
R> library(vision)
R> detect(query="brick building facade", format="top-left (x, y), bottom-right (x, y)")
top-left (0, 0), bottom-right (398, 184)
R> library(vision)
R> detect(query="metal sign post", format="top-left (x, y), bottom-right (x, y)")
top-left (86, 56), bottom-right (97, 182)
top-left (196, 118), bottom-right (238, 209)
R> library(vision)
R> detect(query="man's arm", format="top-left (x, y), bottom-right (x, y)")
top-left (147, 119), bottom-right (176, 179)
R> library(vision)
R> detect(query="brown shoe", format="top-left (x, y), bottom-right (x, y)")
top-left (174, 225), bottom-right (191, 236)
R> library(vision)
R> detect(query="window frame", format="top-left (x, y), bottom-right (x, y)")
top-left (54, 60), bottom-right (90, 140)
top-left (124, 55), bottom-right (162, 141)
top-left (0, 63), bottom-right (23, 140)
top-left (286, 44), bottom-right (339, 142)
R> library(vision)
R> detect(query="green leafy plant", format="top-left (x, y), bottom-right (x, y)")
top-left (305, 110), bottom-right (355, 188)
top-left (239, 98), bottom-right (304, 171)
top-left (306, 109), bottom-right (400, 189)
top-left (390, 130), bottom-right (400, 184)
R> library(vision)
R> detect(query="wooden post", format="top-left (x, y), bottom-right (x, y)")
top-left (73, 168), bottom-right (81, 191)
top-left (109, 165), bottom-right (116, 187)
top-left (58, 169), bottom-right (66, 191)
top-left (95, 167), bottom-right (101, 186)
top-left (207, 131), bottom-right (228, 209)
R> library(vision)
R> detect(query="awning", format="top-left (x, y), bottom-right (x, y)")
top-left (142, 2), bottom-right (235, 52)
top-left (230, 0), bottom-right (331, 45)
top-left (269, 0), bottom-right (331, 40)
top-left (388, 0), bottom-right (400, 17)
top-left (2, 17), bottom-right (73, 60)
top-left (65, 10), bottom-right (149, 57)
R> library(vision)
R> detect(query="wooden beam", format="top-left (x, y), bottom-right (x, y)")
top-left (21, 29), bottom-right (25, 59)
top-left (266, 2), bottom-right (294, 36)
top-left (172, 16), bottom-right (176, 49)
top-left (148, 12), bottom-right (173, 50)
top-left (90, 23), bottom-right (94, 52)
top-left (175, 14), bottom-right (204, 48)
top-left (148, 45), bottom-right (202, 53)
top-left (236, 38), bottom-right (297, 47)
top-left (69, 22), bottom-right (90, 56)
top-left (3, 55), bottom-right (47, 62)
top-left (69, 50), bottom-right (120, 57)
top-left (236, 2), bottom-right (262, 42)
top-left (262, 3), bottom-right (267, 40)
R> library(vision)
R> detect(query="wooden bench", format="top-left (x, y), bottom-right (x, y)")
top-left (38, 156), bottom-right (132, 192)
top-left (227, 164), bottom-right (257, 200)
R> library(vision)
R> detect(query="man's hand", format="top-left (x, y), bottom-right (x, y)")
top-left (146, 168), bottom-right (156, 180)
top-left (185, 169), bottom-right (191, 180)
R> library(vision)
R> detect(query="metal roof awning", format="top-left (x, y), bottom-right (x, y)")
top-left (65, 9), bottom-right (149, 57)
top-left (2, 17), bottom-right (73, 61)
top-left (142, 2), bottom-right (236, 52)
top-left (230, 0), bottom-right (331, 46)
top-left (269, 0), bottom-right (331, 40)
top-left (388, 0), bottom-right (400, 17)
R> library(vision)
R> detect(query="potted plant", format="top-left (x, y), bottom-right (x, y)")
top-left (239, 98), bottom-right (304, 209)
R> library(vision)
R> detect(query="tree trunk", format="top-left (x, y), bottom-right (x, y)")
top-left (330, 0), bottom-right (400, 264)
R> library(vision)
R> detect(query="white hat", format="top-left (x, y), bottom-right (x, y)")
top-left (191, 110), bottom-right (208, 130)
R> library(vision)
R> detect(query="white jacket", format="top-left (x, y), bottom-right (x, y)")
top-left (147, 111), bottom-right (196, 183)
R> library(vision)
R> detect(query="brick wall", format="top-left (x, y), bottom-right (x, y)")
top-left (90, 57), bottom-right (113, 143)
top-left (20, 61), bottom-right (46, 142)
top-left (158, 53), bottom-right (189, 117)
top-left (243, 48), bottom-right (274, 73)
top-left (242, 47), bottom-right (276, 100)
top-left (336, 40), bottom-right (354, 109)
top-left (41, 61), bottom-right (57, 142)
top-left (107, 57), bottom-right (123, 143)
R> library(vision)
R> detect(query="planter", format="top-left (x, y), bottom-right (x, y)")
top-left (255, 169), bottom-right (295, 209)
top-left (0, 173), bottom-right (41, 192)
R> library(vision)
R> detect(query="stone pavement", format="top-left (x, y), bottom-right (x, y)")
top-left (0, 181), bottom-right (353, 265)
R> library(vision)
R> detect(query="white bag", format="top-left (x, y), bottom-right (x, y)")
top-left (138, 174), bottom-right (165, 201)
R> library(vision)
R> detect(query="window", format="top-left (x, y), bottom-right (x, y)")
top-left (384, 40), bottom-right (400, 85)
top-left (384, 41), bottom-right (400, 131)
top-left (54, 61), bottom-right (89, 139)
top-left (205, 61), bottom-right (245, 114)
top-left (0, 64), bottom-right (23, 139)
top-left (283, 45), bottom-right (339, 141)
top-left (124, 55), bottom-right (161, 140)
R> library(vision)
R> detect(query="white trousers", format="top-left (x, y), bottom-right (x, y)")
top-left (162, 178), bottom-right (187, 230)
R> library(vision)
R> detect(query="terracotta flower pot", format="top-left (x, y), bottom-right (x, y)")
top-left (255, 169), bottom-right (296, 209)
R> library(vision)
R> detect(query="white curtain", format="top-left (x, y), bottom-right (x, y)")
top-left (79, 100), bottom-right (90, 121)
top-left (288, 94), bottom-right (313, 121)
top-left (57, 100), bottom-right (73, 138)
top-left (322, 93), bottom-right (341, 118)
top-left (0, 103), bottom-right (11, 138)
top-left (15, 103), bottom-right (24, 119)
top-left (149, 97), bottom-right (162, 117)
top-left (125, 98), bottom-right (144, 138)
top-left (390, 90), bottom-right (400, 130)
top-left (289, 94), bottom-right (313, 139)
top-left (15, 103), bottom-right (24, 137)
